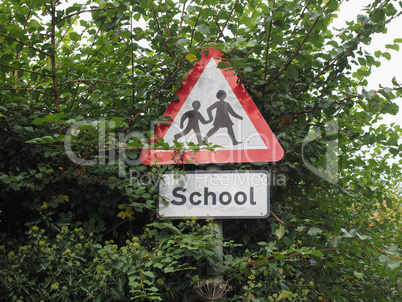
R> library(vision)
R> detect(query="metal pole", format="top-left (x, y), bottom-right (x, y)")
top-left (205, 165), bottom-right (223, 279)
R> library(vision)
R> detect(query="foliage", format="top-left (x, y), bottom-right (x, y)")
top-left (0, 220), bottom-right (238, 301)
top-left (0, 0), bottom-right (401, 301)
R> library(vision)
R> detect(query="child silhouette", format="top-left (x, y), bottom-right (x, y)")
top-left (174, 100), bottom-right (209, 145)
top-left (204, 90), bottom-right (243, 145)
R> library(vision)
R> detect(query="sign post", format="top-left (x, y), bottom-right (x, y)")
top-left (142, 48), bottom-right (284, 297)
top-left (206, 162), bottom-right (223, 281)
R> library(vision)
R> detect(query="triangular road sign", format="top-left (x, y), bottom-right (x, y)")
top-left (140, 49), bottom-right (284, 165)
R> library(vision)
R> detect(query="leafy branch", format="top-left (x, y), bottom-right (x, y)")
top-left (0, 63), bottom-right (53, 78)
top-left (149, 1), bottom-right (174, 58)
top-left (0, 33), bottom-right (51, 57)
top-left (55, 6), bottom-right (127, 25)
top-left (298, 6), bottom-right (402, 93)
top-left (265, 0), bottom-right (334, 88)
top-left (121, 52), bottom-right (188, 132)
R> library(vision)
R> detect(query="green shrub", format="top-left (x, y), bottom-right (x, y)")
top-left (0, 219), bottom-right (233, 301)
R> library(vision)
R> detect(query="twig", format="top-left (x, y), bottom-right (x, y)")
top-left (189, 0), bottom-right (206, 48)
top-left (120, 52), bottom-right (188, 132)
top-left (224, 249), bottom-right (337, 277)
top-left (60, 79), bottom-right (130, 86)
top-left (0, 63), bottom-right (52, 78)
top-left (265, 14), bottom-right (322, 87)
top-left (270, 210), bottom-right (284, 224)
top-left (215, 0), bottom-right (239, 42)
top-left (165, 0), bottom-right (171, 38)
top-left (0, 88), bottom-right (54, 95)
top-left (0, 33), bottom-right (51, 57)
top-left (50, 1), bottom-right (59, 110)
top-left (149, 1), bottom-right (174, 58)
top-left (56, 6), bottom-right (127, 25)
top-left (297, 3), bottom-right (402, 93)
top-left (177, 1), bottom-right (187, 39)
top-left (262, 0), bottom-right (275, 97)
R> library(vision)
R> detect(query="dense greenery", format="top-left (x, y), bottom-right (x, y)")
top-left (0, 0), bottom-right (401, 301)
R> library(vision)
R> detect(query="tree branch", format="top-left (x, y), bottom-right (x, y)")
top-left (149, 1), bottom-right (174, 58)
top-left (71, 46), bottom-right (130, 117)
top-left (165, 0), bottom-right (171, 38)
top-left (265, 15), bottom-right (321, 88)
top-left (177, 1), bottom-right (187, 39)
top-left (0, 63), bottom-right (52, 78)
top-left (215, 0), bottom-right (239, 42)
top-left (270, 209), bottom-right (284, 224)
top-left (297, 3), bottom-right (401, 94)
top-left (223, 248), bottom-right (337, 277)
top-left (189, 0), bottom-right (206, 48)
top-left (0, 88), bottom-right (54, 95)
top-left (0, 33), bottom-right (51, 57)
top-left (56, 6), bottom-right (126, 25)
top-left (263, 0), bottom-right (275, 98)
top-left (60, 78), bottom-right (130, 86)
top-left (208, 5), bottom-right (225, 43)
top-left (50, 1), bottom-right (59, 110)
top-left (120, 53), bottom-right (188, 132)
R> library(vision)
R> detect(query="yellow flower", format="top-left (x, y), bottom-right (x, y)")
top-left (157, 278), bottom-right (164, 285)
top-left (185, 53), bottom-right (197, 62)
top-left (117, 208), bottom-right (135, 220)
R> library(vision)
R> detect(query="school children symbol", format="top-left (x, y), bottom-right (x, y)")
top-left (174, 90), bottom-right (243, 146)
top-left (140, 48), bottom-right (284, 165)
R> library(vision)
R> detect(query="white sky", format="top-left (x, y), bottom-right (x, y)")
top-left (333, 0), bottom-right (402, 127)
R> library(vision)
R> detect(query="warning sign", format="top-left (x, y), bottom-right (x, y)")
top-left (140, 49), bottom-right (284, 165)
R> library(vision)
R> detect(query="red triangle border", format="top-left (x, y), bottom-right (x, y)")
top-left (140, 48), bottom-right (284, 165)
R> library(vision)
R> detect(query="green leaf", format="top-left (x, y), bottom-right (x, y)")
top-left (65, 274), bottom-right (73, 285)
top-left (307, 227), bottom-right (322, 235)
top-left (111, 260), bottom-right (124, 270)
top-left (141, 270), bottom-right (155, 278)
top-left (358, 57), bottom-right (366, 65)
top-left (69, 32), bottom-right (81, 41)
top-left (387, 261), bottom-right (401, 270)
top-left (386, 245), bottom-right (402, 256)
top-left (66, 5), bottom-right (82, 16)
top-left (109, 117), bottom-right (127, 129)
top-left (275, 224), bottom-right (285, 240)
top-left (382, 52), bottom-right (391, 60)
top-left (354, 271), bottom-right (364, 279)
top-left (362, 89), bottom-right (376, 100)
top-left (164, 267), bottom-right (175, 273)
top-left (309, 250), bottom-right (324, 257)
top-left (197, 24), bottom-right (210, 35)
top-left (28, 20), bottom-right (41, 31)
top-left (385, 44), bottom-right (399, 51)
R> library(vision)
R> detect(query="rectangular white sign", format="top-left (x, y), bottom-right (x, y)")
top-left (158, 170), bottom-right (270, 219)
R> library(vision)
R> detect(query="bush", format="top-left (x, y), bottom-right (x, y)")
top-left (0, 219), bottom-right (234, 301)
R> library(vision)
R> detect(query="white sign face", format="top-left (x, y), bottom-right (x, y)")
top-left (158, 171), bottom-right (270, 219)
top-left (163, 58), bottom-right (266, 150)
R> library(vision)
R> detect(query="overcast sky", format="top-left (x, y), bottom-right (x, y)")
top-left (333, 0), bottom-right (402, 127)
